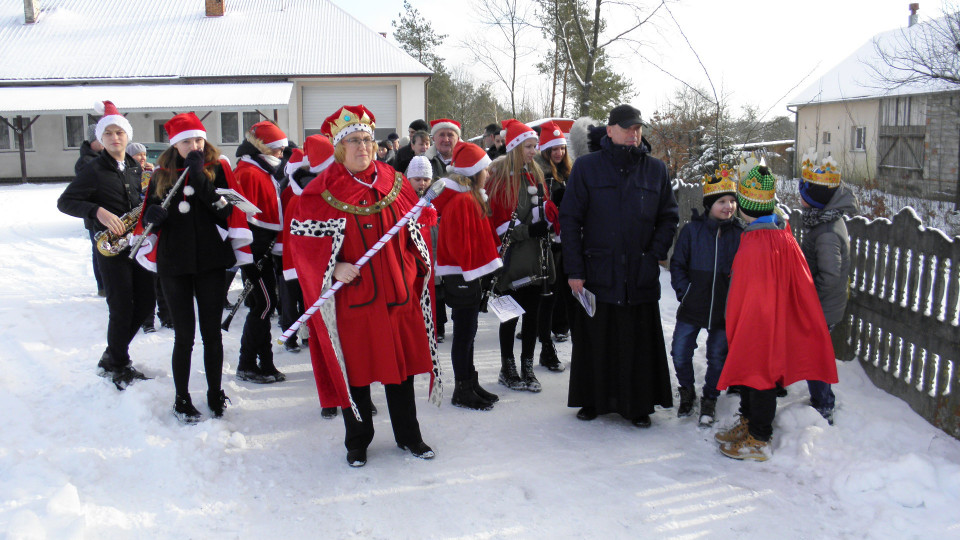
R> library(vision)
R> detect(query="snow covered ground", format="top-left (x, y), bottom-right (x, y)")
top-left (2, 183), bottom-right (959, 539)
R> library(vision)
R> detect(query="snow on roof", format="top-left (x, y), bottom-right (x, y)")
top-left (0, 0), bottom-right (432, 82)
top-left (787, 18), bottom-right (957, 107)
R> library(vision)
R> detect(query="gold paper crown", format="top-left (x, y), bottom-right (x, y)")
top-left (322, 105), bottom-right (376, 143)
top-left (800, 149), bottom-right (841, 187)
top-left (702, 163), bottom-right (737, 197)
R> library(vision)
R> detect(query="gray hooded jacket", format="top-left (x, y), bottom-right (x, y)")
top-left (800, 184), bottom-right (859, 327)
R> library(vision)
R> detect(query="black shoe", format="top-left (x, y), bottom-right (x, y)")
top-left (452, 379), bottom-right (494, 411)
top-left (160, 319), bottom-right (174, 329)
top-left (97, 288), bottom-right (106, 298)
top-left (436, 334), bottom-right (445, 343)
top-left (520, 357), bottom-right (541, 393)
top-left (207, 389), bottom-right (230, 418)
top-left (346, 448), bottom-right (367, 467)
top-left (397, 441), bottom-right (435, 459)
top-left (814, 405), bottom-right (835, 425)
top-left (576, 407), bottom-right (597, 421)
top-left (632, 414), bottom-right (652, 428)
top-left (284, 339), bottom-right (301, 353)
top-left (538, 347), bottom-right (565, 372)
top-left (141, 323), bottom-right (156, 334)
top-left (677, 386), bottom-right (696, 417)
top-left (498, 357), bottom-right (527, 391)
top-left (472, 371), bottom-right (499, 403)
top-left (776, 385), bottom-right (788, 398)
top-left (321, 407), bottom-right (339, 419)
top-left (370, 403), bottom-right (378, 416)
top-left (174, 394), bottom-right (202, 424)
top-left (515, 331), bottom-right (522, 340)
top-left (258, 365), bottom-right (287, 383)
top-left (236, 366), bottom-right (272, 384)
top-left (699, 397), bottom-right (717, 427)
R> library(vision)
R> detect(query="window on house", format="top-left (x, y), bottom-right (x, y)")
top-left (0, 117), bottom-right (35, 151)
top-left (853, 126), bottom-right (867, 151)
top-left (822, 131), bottom-right (832, 145)
top-left (155, 120), bottom-right (172, 143)
top-left (64, 114), bottom-right (109, 149)
top-left (220, 111), bottom-right (264, 144)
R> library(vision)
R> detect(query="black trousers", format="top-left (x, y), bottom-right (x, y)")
top-left (87, 229), bottom-right (104, 291)
top-left (96, 251), bottom-right (155, 368)
top-left (277, 275), bottom-right (304, 340)
top-left (239, 256), bottom-right (277, 370)
top-left (159, 269), bottom-right (226, 397)
top-left (498, 284), bottom-right (543, 360)
top-left (342, 376), bottom-right (423, 451)
top-left (450, 303), bottom-right (480, 379)
top-left (738, 387), bottom-right (777, 441)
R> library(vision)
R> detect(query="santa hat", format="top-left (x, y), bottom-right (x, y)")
top-left (430, 118), bottom-right (462, 138)
top-left (447, 141), bottom-right (491, 177)
top-left (501, 119), bottom-right (537, 153)
top-left (322, 105), bottom-right (376, 145)
top-left (537, 121), bottom-right (566, 151)
top-left (164, 113), bottom-right (206, 145)
top-left (284, 148), bottom-right (306, 178)
top-left (249, 121), bottom-right (288, 150)
top-left (406, 155), bottom-right (433, 179)
top-left (304, 134), bottom-right (335, 173)
top-left (94, 100), bottom-right (133, 143)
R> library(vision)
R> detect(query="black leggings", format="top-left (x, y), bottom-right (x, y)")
top-left (450, 303), bottom-right (480, 379)
top-left (159, 269), bottom-right (226, 396)
top-left (498, 285), bottom-right (545, 360)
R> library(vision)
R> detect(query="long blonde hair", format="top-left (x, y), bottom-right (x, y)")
top-left (487, 144), bottom-right (546, 210)
top-left (153, 142), bottom-right (220, 198)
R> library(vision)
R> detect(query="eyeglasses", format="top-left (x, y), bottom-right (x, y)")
top-left (342, 136), bottom-right (375, 147)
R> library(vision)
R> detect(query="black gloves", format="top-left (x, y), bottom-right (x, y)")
top-left (528, 220), bottom-right (549, 238)
top-left (143, 205), bottom-right (168, 227)
top-left (184, 150), bottom-right (206, 182)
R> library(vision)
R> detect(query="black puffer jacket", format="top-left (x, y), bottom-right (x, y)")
top-left (669, 210), bottom-right (744, 329)
top-left (58, 150), bottom-right (143, 233)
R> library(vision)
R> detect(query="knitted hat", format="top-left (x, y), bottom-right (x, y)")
top-left (94, 100), bottom-right (133, 143)
top-left (126, 142), bottom-right (146, 157)
top-left (322, 105), bottom-right (376, 145)
top-left (249, 121), bottom-right (288, 150)
top-left (737, 164), bottom-right (777, 217)
top-left (501, 119), bottom-right (537, 152)
top-left (430, 118), bottom-right (462, 138)
top-left (409, 119), bottom-right (429, 132)
top-left (799, 149), bottom-right (841, 209)
top-left (447, 141), bottom-right (492, 177)
top-left (406, 155), bottom-right (433, 179)
top-left (86, 124), bottom-right (98, 143)
top-left (304, 134), bottom-right (335, 174)
top-left (164, 113), bottom-right (206, 145)
top-left (702, 163), bottom-right (738, 210)
top-left (538, 121), bottom-right (566, 151)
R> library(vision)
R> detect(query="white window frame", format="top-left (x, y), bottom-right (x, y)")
top-left (63, 114), bottom-right (99, 150)
top-left (0, 116), bottom-right (35, 152)
top-left (220, 111), bottom-right (263, 145)
top-left (822, 131), bottom-right (831, 145)
top-left (853, 126), bottom-right (867, 151)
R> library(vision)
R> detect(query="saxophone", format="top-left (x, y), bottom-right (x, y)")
top-left (94, 202), bottom-right (144, 256)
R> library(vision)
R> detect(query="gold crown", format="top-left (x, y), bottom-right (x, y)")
top-left (322, 105), bottom-right (376, 141)
top-left (800, 149), bottom-right (841, 187)
top-left (703, 163), bottom-right (737, 197)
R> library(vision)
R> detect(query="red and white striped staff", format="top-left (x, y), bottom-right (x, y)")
top-left (278, 179), bottom-right (445, 344)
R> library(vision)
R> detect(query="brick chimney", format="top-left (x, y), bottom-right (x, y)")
top-left (205, 0), bottom-right (224, 17)
top-left (24, 0), bottom-right (39, 24)
top-left (909, 3), bottom-right (919, 27)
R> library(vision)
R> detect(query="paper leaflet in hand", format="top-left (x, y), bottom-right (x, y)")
top-left (487, 295), bottom-right (525, 322)
top-left (572, 287), bottom-right (596, 317)
top-left (216, 188), bottom-right (262, 215)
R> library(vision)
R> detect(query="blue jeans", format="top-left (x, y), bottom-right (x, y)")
top-left (670, 320), bottom-right (727, 400)
top-left (807, 380), bottom-right (835, 411)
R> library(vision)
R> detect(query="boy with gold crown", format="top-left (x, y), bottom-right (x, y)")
top-left (669, 164), bottom-right (745, 426)
top-left (714, 162), bottom-right (838, 461)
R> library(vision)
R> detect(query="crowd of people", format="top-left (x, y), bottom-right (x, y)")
top-left (58, 98), bottom-right (854, 466)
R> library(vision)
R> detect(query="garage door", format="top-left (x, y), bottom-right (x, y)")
top-left (302, 85), bottom-right (398, 140)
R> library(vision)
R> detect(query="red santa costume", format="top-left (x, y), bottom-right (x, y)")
top-left (288, 105), bottom-right (438, 466)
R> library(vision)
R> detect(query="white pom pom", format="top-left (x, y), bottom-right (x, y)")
top-left (446, 164), bottom-right (455, 173)
top-left (178, 200), bottom-right (191, 214)
top-left (93, 101), bottom-right (105, 115)
top-left (481, 189), bottom-right (489, 202)
top-left (530, 196), bottom-right (539, 205)
top-left (526, 185), bottom-right (538, 195)
top-left (183, 185), bottom-right (195, 196)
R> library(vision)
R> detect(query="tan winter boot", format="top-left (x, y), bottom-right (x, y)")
top-left (714, 415), bottom-right (749, 443)
top-left (719, 433), bottom-right (770, 461)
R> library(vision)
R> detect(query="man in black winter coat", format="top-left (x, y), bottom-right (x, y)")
top-left (58, 102), bottom-right (155, 389)
top-left (560, 104), bottom-right (679, 428)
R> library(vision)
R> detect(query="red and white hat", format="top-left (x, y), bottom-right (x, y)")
top-left (164, 113), bottom-right (206, 145)
top-left (94, 100), bottom-right (133, 143)
top-left (249, 121), bottom-right (288, 149)
top-left (447, 141), bottom-right (491, 177)
top-left (430, 118), bottom-right (462, 138)
top-left (501, 119), bottom-right (537, 152)
top-left (284, 148), bottom-right (306, 178)
top-left (322, 105), bottom-right (376, 145)
top-left (304, 134), bottom-right (335, 173)
top-left (538, 121), bottom-right (566, 151)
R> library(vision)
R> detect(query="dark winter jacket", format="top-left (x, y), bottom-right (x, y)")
top-left (393, 143), bottom-right (416, 177)
top-left (669, 210), bottom-right (744, 329)
top-left (58, 151), bottom-right (144, 233)
top-left (800, 184), bottom-right (858, 327)
top-left (534, 154), bottom-right (567, 206)
top-left (143, 157), bottom-right (237, 276)
top-left (74, 141), bottom-right (101, 175)
top-left (425, 146), bottom-right (449, 180)
top-left (560, 135), bottom-right (679, 305)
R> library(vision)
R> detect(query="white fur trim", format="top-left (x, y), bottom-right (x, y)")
top-left (283, 267), bottom-right (298, 281)
top-left (247, 216), bottom-right (283, 231)
top-left (430, 121), bottom-right (461, 137)
top-left (449, 154), bottom-right (491, 177)
top-left (440, 177), bottom-right (471, 193)
top-left (132, 233), bottom-right (158, 273)
top-left (538, 137), bottom-right (566, 151)
top-left (265, 138), bottom-right (288, 149)
top-left (96, 115), bottom-right (133, 143)
top-left (434, 260), bottom-right (503, 281)
top-left (505, 130), bottom-right (537, 152)
top-left (332, 124), bottom-right (373, 145)
top-left (169, 129), bottom-right (206, 145)
top-left (495, 218), bottom-right (520, 236)
top-left (309, 155), bottom-right (335, 174)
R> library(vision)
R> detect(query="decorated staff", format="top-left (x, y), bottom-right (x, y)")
top-left (287, 105), bottom-right (439, 468)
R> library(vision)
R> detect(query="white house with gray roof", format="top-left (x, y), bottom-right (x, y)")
top-left (0, 0), bottom-right (432, 181)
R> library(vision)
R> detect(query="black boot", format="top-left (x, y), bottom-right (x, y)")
top-left (538, 344), bottom-right (565, 372)
top-left (677, 386), bottom-right (696, 417)
top-left (452, 378), bottom-right (494, 410)
top-left (698, 397), bottom-right (717, 426)
top-left (321, 407), bottom-right (338, 419)
top-left (174, 394), bottom-right (202, 424)
top-left (498, 357), bottom-right (527, 391)
top-left (207, 389), bottom-right (231, 418)
top-left (520, 357), bottom-right (541, 393)
top-left (472, 371), bottom-right (499, 403)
